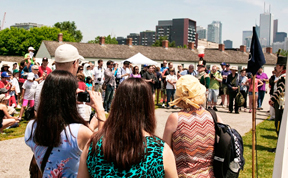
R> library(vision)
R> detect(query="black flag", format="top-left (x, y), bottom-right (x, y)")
top-left (246, 27), bottom-right (266, 75)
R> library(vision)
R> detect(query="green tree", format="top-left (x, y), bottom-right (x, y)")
top-left (152, 36), bottom-right (176, 47)
top-left (280, 49), bottom-right (288, 57)
top-left (88, 35), bottom-right (118, 44)
top-left (0, 26), bottom-right (75, 56)
top-left (177, 45), bottom-right (187, 48)
top-left (54, 21), bottom-right (83, 42)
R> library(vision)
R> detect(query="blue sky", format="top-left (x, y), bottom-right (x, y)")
top-left (1, 0), bottom-right (287, 47)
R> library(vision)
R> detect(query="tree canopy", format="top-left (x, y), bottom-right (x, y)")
top-left (280, 49), bottom-right (288, 57)
top-left (54, 21), bottom-right (83, 42)
top-left (0, 26), bottom-right (75, 56)
top-left (88, 35), bottom-right (118, 44)
top-left (152, 36), bottom-right (176, 47)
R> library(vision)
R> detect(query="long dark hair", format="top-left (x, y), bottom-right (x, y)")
top-left (91, 78), bottom-right (156, 170)
top-left (132, 66), bottom-right (139, 75)
top-left (28, 70), bottom-right (87, 147)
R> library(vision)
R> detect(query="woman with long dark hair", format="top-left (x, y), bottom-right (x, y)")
top-left (130, 66), bottom-right (141, 78)
top-left (25, 70), bottom-right (105, 177)
top-left (78, 78), bottom-right (177, 177)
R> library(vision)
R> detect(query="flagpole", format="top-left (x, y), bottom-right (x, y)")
top-left (252, 74), bottom-right (256, 178)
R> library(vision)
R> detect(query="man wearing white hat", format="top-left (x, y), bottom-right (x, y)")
top-left (24, 47), bottom-right (36, 65)
top-left (226, 66), bottom-right (240, 114)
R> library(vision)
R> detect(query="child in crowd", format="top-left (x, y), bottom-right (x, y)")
top-left (9, 70), bottom-right (20, 108)
top-left (246, 74), bottom-right (264, 113)
top-left (85, 76), bottom-right (94, 91)
top-left (77, 73), bottom-right (86, 91)
top-left (18, 73), bottom-right (38, 120)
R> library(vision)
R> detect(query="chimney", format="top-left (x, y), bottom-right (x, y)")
top-left (219, 44), bottom-right (225, 51)
top-left (126, 38), bottom-right (132, 46)
top-left (162, 40), bottom-right (168, 49)
top-left (266, 47), bottom-right (272, 54)
top-left (99, 36), bottom-right (105, 45)
top-left (188, 42), bottom-right (195, 50)
top-left (58, 33), bottom-right (63, 43)
top-left (240, 45), bottom-right (246, 52)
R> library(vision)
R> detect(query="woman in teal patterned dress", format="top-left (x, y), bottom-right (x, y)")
top-left (78, 78), bottom-right (177, 178)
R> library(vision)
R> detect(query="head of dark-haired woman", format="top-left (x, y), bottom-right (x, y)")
top-left (132, 66), bottom-right (139, 75)
top-left (92, 78), bottom-right (156, 170)
top-left (30, 70), bottom-right (87, 147)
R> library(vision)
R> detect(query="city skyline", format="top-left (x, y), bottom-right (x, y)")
top-left (1, 0), bottom-right (287, 48)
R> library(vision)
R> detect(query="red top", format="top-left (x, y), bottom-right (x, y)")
top-left (78, 81), bottom-right (86, 91)
top-left (0, 80), bottom-right (10, 90)
top-left (248, 78), bottom-right (260, 92)
top-left (38, 66), bottom-right (52, 77)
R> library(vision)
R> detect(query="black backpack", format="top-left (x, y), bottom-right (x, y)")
top-left (206, 109), bottom-right (245, 178)
top-left (24, 107), bottom-right (35, 121)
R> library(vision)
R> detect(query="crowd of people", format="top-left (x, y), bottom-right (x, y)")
top-left (0, 43), bottom-right (286, 177)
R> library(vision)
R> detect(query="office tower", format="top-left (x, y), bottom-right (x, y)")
top-left (140, 30), bottom-right (156, 46)
top-left (207, 21), bottom-right (222, 44)
top-left (224, 40), bottom-right (233, 48)
top-left (242, 31), bottom-right (253, 45)
top-left (260, 11), bottom-right (274, 47)
top-left (275, 32), bottom-right (287, 43)
top-left (273, 19), bottom-right (278, 42)
top-left (116, 37), bottom-right (126, 45)
top-left (197, 26), bottom-right (206, 39)
top-left (127, 33), bottom-right (140, 45)
top-left (156, 20), bottom-right (173, 42)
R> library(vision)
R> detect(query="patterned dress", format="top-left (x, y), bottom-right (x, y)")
top-left (172, 107), bottom-right (215, 177)
top-left (87, 136), bottom-right (165, 178)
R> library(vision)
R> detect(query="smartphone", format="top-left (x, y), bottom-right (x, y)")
top-left (77, 91), bottom-right (90, 102)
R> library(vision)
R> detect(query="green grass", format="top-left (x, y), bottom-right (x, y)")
top-left (239, 118), bottom-right (277, 178)
top-left (0, 120), bottom-right (28, 141)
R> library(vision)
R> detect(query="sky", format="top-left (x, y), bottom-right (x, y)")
top-left (1, 0), bottom-right (287, 48)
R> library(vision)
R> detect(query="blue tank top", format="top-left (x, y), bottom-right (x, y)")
top-left (86, 136), bottom-right (165, 177)
top-left (25, 120), bottom-right (83, 177)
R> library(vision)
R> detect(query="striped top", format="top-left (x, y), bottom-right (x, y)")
top-left (172, 107), bottom-right (215, 178)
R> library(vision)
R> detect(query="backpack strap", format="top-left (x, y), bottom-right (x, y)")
top-left (41, 146), bottom-right (53, 174)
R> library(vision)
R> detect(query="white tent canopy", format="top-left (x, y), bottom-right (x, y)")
top-left (122, 53), bottom-right (158, 65)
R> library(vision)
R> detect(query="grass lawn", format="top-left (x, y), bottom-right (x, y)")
top-left (0, 120), bottom-right (28, 141)
top-left (239, 118), bottom-right (277, 178)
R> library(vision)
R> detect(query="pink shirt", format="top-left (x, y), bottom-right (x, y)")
top-left (130, 74), bottom-right (141, 78)
top-left (248, 78), bottom-right (260, 92)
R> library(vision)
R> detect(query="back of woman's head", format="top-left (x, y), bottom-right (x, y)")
top-left (93, 78), bottom-right (156, 170)
top-left (32, 70), bottom-right (86, 147)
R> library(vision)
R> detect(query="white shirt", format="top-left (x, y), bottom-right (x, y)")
top-left (22, 80), bottom-right (38, 100)
top-left (12, 78), bottom-right (20, 94)
top-left (166, 75), bottom-right (177, 89)
top-left (93, 66), bottom-right (105, 84)
top-left (34, 81), bottom-right (44, 111)
top-left (117, 67), bottom-right (131, 83)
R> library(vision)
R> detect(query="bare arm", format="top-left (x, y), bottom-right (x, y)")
top-left (163, 143), bottom-right (178, 178)
top-left (77, 142), bottom-right (90, 178)
top-left (162, 113), bottom-right (178, 148)
top-left (258, 80), bottom-right (264, 87)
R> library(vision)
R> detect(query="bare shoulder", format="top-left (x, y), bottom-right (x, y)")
top-left (78, 125), bottom-right (93, 138)
top-left (165, 113), bottom-right (179, 133)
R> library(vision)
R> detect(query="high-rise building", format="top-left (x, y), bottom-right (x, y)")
top-left (207, 21), bottom-right (222, 44)
top-left (116, 37), bottom-right (126, 45)
top-left (10, 22), bottom-right (43, 30)
top-left (275, 32), bottom-right (287, 43)
top-left (127, 33), bottom-right (140, 45)
top-left (272, 42), bottom-right (285, 53)
top-left (140, 30), bottom-right (156, 46)
top-left (197, 26), bottom-right (206, 39)
top-left (156, 18), bottom-right (197, 47)
top-left (224, 40), bottom-right (233, 48)
top-left (273, 19), bottom-right (278, 42)
top-left (242, 31), bottom-right (253, 45)
top-left (260, 12), bottom-right (274, 47)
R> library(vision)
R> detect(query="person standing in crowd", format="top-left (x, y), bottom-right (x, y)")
top-left (197, 60), bottom-right (210, 89)
top-left (163, 75), bottom-right (217, 177)
top-left (0, 94), bottom-right (19, 134)
top-left (1, 64), bottom-right (10, 74)
top-left (155, 67), bottom-right (162, 105)
top-left (143, 65), bottom-right (157, 100)
top-left (177, 64), bottom-right (183, 79)
top-left (24, 47), bottom-right (35, 65)
top-left (117, 61), bottom-right (131, 84)
top-left (221, 63), bottom-right (231, 107)
top-left (9, 70), bottom-right (20, 108)
top-left (161, 60), bottom-right (168, 72)
top-left (208, 65), bottom-right (222, 111)
top-left (78, 78), bottom-right (177, 178)
top-left (10, 63), bottom-right (17, 74)
top-left (246, 73), bottom-right (263, 113)
top-left (269, 55), bottom-right (287, 152)
top-left (25, 71), bottom-right (106, 177)
top-left (18, 73), bottom-right (38, 120)
top-left (0, 72), bottom-right (11, 90)
top-left (140, 64), bottom-right (148, 77)
top-left (161, 62), bottom-right (174, 107)
top-left (239, 69), bottom-right (248, 112)
top-left (227, 66), bottom-right (241, 114)
top-left (180, 64), bottom-right (198, 77)
top-left (77, 66), bottom-right (84, 74)
top-left (31, 65), bottom-right (42, 83)
top-left (166, 68), bottom-right (177, 108)
top-left (268, 68), bottom-right (279, 120)
top-left (104, 60), bottom-right (117, 113)
top-left (85, 76), bottom-right (94, 91)
top-left (129, 66), bottom-right (140, 78)
top-left (83, 63), bottom-right (94, 79)
top-left (77, 73), bottom-right (86, 91)
top-left (38, 57), bottom-right (52, 78)
top-left (256, 67), bottom-right (268, 110)
top-left (93, 59), bottom-right (105, 92)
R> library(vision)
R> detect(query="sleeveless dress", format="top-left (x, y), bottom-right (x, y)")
top-left (86, 136), bottom-right (165, 177)
top-left (172, 107), bottom-right (215, 178)
top-left (25, 120), bottom-right (83, 177)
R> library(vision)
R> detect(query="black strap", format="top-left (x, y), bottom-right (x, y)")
top-left (41, 146), bottom-right (53, 173)
top-left (206, 108), bottom-right (220, 135)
